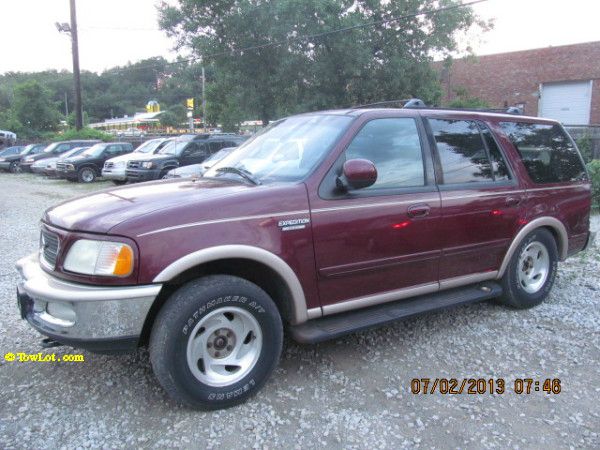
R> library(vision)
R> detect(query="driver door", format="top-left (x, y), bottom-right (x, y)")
top-left (309, 116), bottom-right (442, 313)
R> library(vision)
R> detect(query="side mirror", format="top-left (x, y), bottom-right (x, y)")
top-left (337, 158), bottom-right (377, 191)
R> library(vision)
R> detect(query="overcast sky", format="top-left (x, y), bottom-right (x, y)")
top-left (1, 0), bottom-right (600, 74)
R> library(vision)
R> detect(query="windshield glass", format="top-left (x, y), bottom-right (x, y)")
top-left (135, 139), bottom-right (164, 154)
top-left (205, 115), bottom-right (353, 182)
top-left (64, 147), bottom-right (88, 158)
top-left (43, 143), bottom-right (60, 153)
top-left (20, 144), bottom-right (36, 155)
top-left (82, 144), bottom-right (107, 157)
top-left (159, 140), bottom-right (189, 155)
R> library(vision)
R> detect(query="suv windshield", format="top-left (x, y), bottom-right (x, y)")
top-left (159, 140), bottom-right (189, 156)
top-left (135, 139), bottom-right (164, 154)
top-left (205, 115), bottom-right (353, 183)
top-left (43, 143), bottom-right (60, 153)
top-left (82, 144), bottom-right (107, 157)
top-left (20, 144), bottom-right (37, 155)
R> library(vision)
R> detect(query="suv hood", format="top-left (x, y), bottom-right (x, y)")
top-left (107, 151), bottom-right (154, 164)
top-left (44, 178), bottom-right (256, 233)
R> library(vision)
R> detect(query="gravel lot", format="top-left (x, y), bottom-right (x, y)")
top-left (0, 173), bottom-right (599, 449)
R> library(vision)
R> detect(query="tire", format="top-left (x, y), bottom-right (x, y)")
top-left (149, 275), bottom-right (283, 410)
top-left (159, 170), bottom-right (171, 180)
top-left (9, 161), bottom-right (21, 174)
top-left (78, 167), bottom-right (96, 183)
top-left (499, 228), bottom-right (558, 309)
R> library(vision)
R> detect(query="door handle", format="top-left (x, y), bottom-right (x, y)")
top-left (505, 196), bottom-right (522, 207)
top-left (407, 204), bottom-right (431, 218)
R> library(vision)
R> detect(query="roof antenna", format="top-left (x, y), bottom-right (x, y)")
top-left (506, 106), bottom-right (523, 115)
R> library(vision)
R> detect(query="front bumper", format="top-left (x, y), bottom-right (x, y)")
top-left (16, 253), bottom-right (162, 352)
top-left (31, 165), bottom-right (48, 175)
top-left (102, 167), bottom-right (127, 181)
top-left (126, 168), bottom-right (162, 182)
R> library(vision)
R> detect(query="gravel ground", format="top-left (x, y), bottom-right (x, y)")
top-left (0, 173), bottom-right (599, 449)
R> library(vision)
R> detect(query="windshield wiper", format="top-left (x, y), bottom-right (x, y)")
top-left (215, 167), bottom-right (261, 185)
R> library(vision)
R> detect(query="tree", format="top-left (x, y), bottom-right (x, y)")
top-left (11, 80), bottom-right (62, 136)
top-left (447, 87), bottom-right (490, 109)
top-left (159, 0), bottom-right (488, 126)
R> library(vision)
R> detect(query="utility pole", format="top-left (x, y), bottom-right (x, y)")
top-left (56, 0), bottom-right (83, 130)
top-left (202, 66), bottom-right (206, 132)
top-left (64, 92), bottom-right (69, 118)
top-left (69, 0), bottom-right (83, 130)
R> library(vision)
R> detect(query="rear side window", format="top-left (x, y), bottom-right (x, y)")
top-left (481, 127), bottom-right (511, 181)
top-left (499, 122), bottom-right (586, 183)
top-left (429, 119), bottom-right (494, 184)
top-left (345, 118), bottom-right (425, 189)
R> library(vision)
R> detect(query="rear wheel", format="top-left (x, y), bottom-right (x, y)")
top-left (78, 167), bottom-right (96, 183)
top-left (149, 275), bottom-right (283, 410)
top-left (499, 228), bottom-right (558, 309)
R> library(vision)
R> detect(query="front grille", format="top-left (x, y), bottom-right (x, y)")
top-left (56, 162), bottom-right (67, 171)
top-left (127, 161), bottom-right (141, 169)
top-left (40, 229), bottom-right (59, 269)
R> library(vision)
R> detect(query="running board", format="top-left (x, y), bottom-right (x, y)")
top-left (289, 282), bottom-right (502, 344)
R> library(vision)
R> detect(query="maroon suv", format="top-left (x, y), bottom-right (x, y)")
top-left (16, 103), bottom-right (594, 409)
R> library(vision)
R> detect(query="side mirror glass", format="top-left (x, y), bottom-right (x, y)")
top-left (337, 158), bottom-right (377, 190)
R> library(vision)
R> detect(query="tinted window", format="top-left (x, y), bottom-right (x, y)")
top-left (184, 143), bottom-right (209, 158)
top-left (499, 122), bottom-right (586, 183)
top-left (345, 118), bottom-right (424, 189)
top-left (209, 141), bottom-right (223, 152)
top-left (481, 127), bottom-right (511, 181)
top-left (429, 119), bottom-right (493, 184)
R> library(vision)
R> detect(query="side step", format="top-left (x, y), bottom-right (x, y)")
top-left (289, 282), bottom-right (503, 344)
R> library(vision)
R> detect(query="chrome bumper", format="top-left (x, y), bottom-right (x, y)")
top-left (16, 253), bottom-right (162, 349)
top-left (101, 167), bottom-right (127, 181)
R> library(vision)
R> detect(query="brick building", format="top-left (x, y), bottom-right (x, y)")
top-left (437, 41), bottom-right (600, 125)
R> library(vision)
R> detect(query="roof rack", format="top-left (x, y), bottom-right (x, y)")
top-left (352, 98), bottom-right (523, 115)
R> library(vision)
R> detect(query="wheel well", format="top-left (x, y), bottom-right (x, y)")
top-left (541, 225), bottom-right (564, 256)
top-left (138, 258), bottom-right (293, 346)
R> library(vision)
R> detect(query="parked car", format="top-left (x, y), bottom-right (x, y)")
top-left (20, 140), bottom-right (100, 173)
top-left (16, 103), bottom-right (593, 410)
top-left (42, 147), bottom-right (90, 178)
top-left (56, 142), bottom-right (133, 183)
top-left (0, 144), bottom-right (46, 173)
top-left (116, 127), bottom-right (145, 138)
top-left (102, 138), bottom-right (173, 185)
top-left (0, 146), bottom-right (25, 170)
top-left (165, 147), bottom-right (236, 179)
top-left (126, 134), bottom-right (246, 182)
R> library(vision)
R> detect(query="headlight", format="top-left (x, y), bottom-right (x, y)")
top-left (0, 158), bottom-right (5, 162)
top-left (141, 161), bottom-right (154, 169)
top-left (66, 164), bottom-right (75, 171)
top-left (25, 157), bottom-right (34, 162)
top-left (63, 239), bottom-right (134, 277)
top-left (47, 162), bottom-right (56, 169)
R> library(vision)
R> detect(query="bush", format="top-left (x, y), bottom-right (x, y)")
top-left (576, 135), bottom-right (593, 163)
top-left (587, 160), bottom-right (600, 210)
top-left (52, 127), bottom-right (113, 142)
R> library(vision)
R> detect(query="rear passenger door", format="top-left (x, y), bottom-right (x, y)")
top-left (425, 118), bottom-right (524, 282)
top-left (181, 142), bottom-right (209, 166)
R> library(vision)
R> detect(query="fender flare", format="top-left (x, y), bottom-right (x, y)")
top-left (153, 245), bottom-right (309, 324)
top-left (497, 217), bottom-right (568, 278)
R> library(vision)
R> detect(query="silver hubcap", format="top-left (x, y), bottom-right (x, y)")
top-left (81, 169), bottom-right (94, 182)
top-left (186, 307), bottom-right (262, 387)
top-left (517, 241), bottom-right (550, 294)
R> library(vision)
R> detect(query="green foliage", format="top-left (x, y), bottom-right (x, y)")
top-left (52, 127), bottom-right (113, 142)
top-left (66, 111), bottom-right (89, 128)
top-left (576, 135), bottom-right (593, 164)
top-left (587, 160), bottom-right (600, 209)
top-left (448, 87), bottom-right (490, 109)
top-left (159, 0), bottom-right (487, 127)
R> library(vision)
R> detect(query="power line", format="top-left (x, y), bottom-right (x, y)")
top-left (83, 0), bottom-right (491, 75)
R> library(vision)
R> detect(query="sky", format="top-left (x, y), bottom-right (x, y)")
top-left (1, 0), bottom-right (600, 74)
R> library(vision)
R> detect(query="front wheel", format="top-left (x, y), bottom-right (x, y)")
top-left (78, 167), bottom-right (96, 183)
top-left (149, 275), bottom-right (283, 410)
top-left (499, 228), bottom-right (558, 309)
top-left (9, 161), bottom-right (21, 173)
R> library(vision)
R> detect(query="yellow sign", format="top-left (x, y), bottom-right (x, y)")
top-left (186, 98), bottom-right (194, 109)
top-left (146, 100), bottom-right (160, 113)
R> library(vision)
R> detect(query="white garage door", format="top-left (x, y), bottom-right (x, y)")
top-left (539, 81), bottom-right (592, 125)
